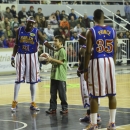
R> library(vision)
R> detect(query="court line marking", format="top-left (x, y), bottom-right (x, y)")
top-left (0, 120), bottom-right (27, 130)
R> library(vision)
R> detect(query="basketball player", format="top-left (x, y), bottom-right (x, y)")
top-left (84, 9), bottom-right (117, 130)
top-left (11, 16), bottom-right (55, 112)
top-left (78, 32), bottom-right (101, 124)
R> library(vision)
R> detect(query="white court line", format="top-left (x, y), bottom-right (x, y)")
top-left (0, 120), bottom-right (27, 130)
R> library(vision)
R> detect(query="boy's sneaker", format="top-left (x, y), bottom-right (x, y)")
top-left (79, 115), bottom-right (90, 123)
top-left (83, 124), bottom-right (98, 130)
top-left (60, 109), bottom-right (68, 114)
top-left (11, 101), bottom-right (18, 112)
top-left (107, 123), bottom-right (116, 130)
top-left (30, 102), bottom-right (40, 111)
top-left (46, 108), bottom-right (56, 114)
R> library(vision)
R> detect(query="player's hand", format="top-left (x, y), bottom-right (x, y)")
top-left (84, 72), bottom-right (88, 81)
top-left (11, 59), bottom-right (15, 67)
top-left (77, 70), bottom-right (80, 77)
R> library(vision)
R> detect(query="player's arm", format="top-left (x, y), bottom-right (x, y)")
top-left (11, 29), bottom-right (19, 67)
top-left (84, 30), bottom-right (93, 71)
top-left (113, 35), bottom-right (118, 64)
top-left (37, 30), bottom-right (55, 51)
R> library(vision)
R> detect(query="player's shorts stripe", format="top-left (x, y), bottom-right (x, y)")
top-left (30, 54), bottom-right (31, 83)
top-left (34, 53), bottom-right (37, 82)
top-left (97, 59), bottom-right (101, 96)
top-left (108, 58), bottom-right (113, 94)
top-left (104, 58), bottom-right (108, 94)
top-left (19, 54), bottom-right (22, 82)
top-left (92, 59), bottom-right (95, 96)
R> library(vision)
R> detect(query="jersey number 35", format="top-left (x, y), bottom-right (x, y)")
top-left (96, 39), bottom-right (113, 53)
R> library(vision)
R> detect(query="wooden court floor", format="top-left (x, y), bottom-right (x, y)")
top-left (0, 73), bottom-right (130, 129)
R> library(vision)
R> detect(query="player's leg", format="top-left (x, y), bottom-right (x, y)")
top-left (30, 83), bottom-right (40, 111)
top-left (46, 79), bottom-right (57, 114)
top-left (79, 73), bottom-right (90, 122)
top-left (106, 57), bottom-right (116, 130)
top-left (11, 54), bottom-right (25, 112)
top-left (58, 81), bottom-right (68, 114)
top-left (85, 59), bottom-right (105, 130)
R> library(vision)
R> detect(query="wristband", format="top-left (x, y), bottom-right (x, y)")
top-left (11, 56), bottom-right (15, 61)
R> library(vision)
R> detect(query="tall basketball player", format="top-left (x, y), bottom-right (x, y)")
top-left (11, 16), bottom-right (55, 112)
top-left (84, 9), bottom-right (117, 130)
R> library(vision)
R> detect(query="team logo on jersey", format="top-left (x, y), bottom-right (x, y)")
top-left (30, 33), bottom-right (35, 36)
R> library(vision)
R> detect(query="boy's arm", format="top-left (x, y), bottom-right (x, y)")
top-left (49, 57), bottom-right (64, 65)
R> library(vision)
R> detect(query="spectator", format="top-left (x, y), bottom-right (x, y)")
top-left (41, 16), bottom-right (48, 28)
top-left (67, 44), bottom-right (76, 62)
top-left (60, 17), bottom-right (70, 30)
top-left (12, 17), bottom-right (19, 30)
top-left (0, 26), bottom-right (4, 37)
top-left (55, 10), bottom-right (61, 23)
top-left (73, 23), bottom-right (82, 35)
top-left (68, 9), bottom-right (77, 20)
top-left (69, 16), bottom-right (77, 29)
top-left (117, 32), bottom-right (125, 39)
top-left (76, 16), bottom-right (85, 27)
top-left (20, 22), bottom-right (26, 27)
top-left (1, 35), bottom-right (8, 48)
top-left (6, 36), bottom-right (15, 48)
top-left (70, 31), bottom-right (78, 40)
top-left (18, 7), bottom-right (27, 24)
top-left (115, 10), bottom-right (121, 30)
top-left (0, 17), bottom-right (10, 31)
top-left (34, 8), bottom-right (44, 19)
top-left (44, 24), bottom-right (54, 41)
top-left (49, 13), bottom-right (58, 24)
top-left (124, 2), bottom-right (130, 22)
top-left (12, 25), bottom-right (18, 38)
top-left (60, 10), bottom-right (68, 20)
top-left (4, 25), bottom-right (13, 39)
top-left (83, 13), bottom-right (91, 28)
top-left (0, 37), bottom-right (3, 48)
top-left (62, 27), bottom-right (70, 40)
top-left (3, 7), bottom-right (13, 20)
top-left (10, 5), bottom-right (17, 18)
top-left (54, 26), bottom-right (63, 36)
top-left (26, 6), bottom-right (35, 17)
top-left (0, 12), bottom-right (2, 21)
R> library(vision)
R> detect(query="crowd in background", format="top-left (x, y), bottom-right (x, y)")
top-left (0, 0), bottom-right (127, 5)
top-left (0, 3), bottom-right (129, 65)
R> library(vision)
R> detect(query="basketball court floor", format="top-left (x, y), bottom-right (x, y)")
top-left (0, 65), bottom-right (130, 130)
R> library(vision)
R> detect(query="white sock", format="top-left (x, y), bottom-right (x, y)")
top-left (109, 109), bottom-right (116, 123)
top-left (90, 113), bottom-right (97, 125)
top-left (30, 84), bottom-right (36, 102)
top-left (14, 83), bottom-right (20, 101)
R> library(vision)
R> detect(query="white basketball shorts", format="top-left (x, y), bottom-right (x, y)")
top-left (15, 52), bottom-right (40, 84)
top-left (88, 57), bottom-right (116, 97)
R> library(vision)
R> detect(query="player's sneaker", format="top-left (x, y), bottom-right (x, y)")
top-left (60, 109), bottom-right (68, 114)
top-left (30, 102), bottom-right (40, 111)
top-left (11, 101), bottom-right (18, 112)
top-left (97, 114), bottom-right (102, 125)
top-left (107, 123), bottom-right (116, 130)
top-left (79, 115), bottom-right (90, 123)
top-left (79, 114), bottom-right (101, 124)
top-left (46, 108), bottom-right (56, 114)
top-left (83, 124), bottom-right (98, 130)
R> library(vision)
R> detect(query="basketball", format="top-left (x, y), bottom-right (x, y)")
top-left (39, 53), bottom-right (50, 65)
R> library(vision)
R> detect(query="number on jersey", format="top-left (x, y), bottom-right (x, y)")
top-left (96, 39), bottom-right (113, 53)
